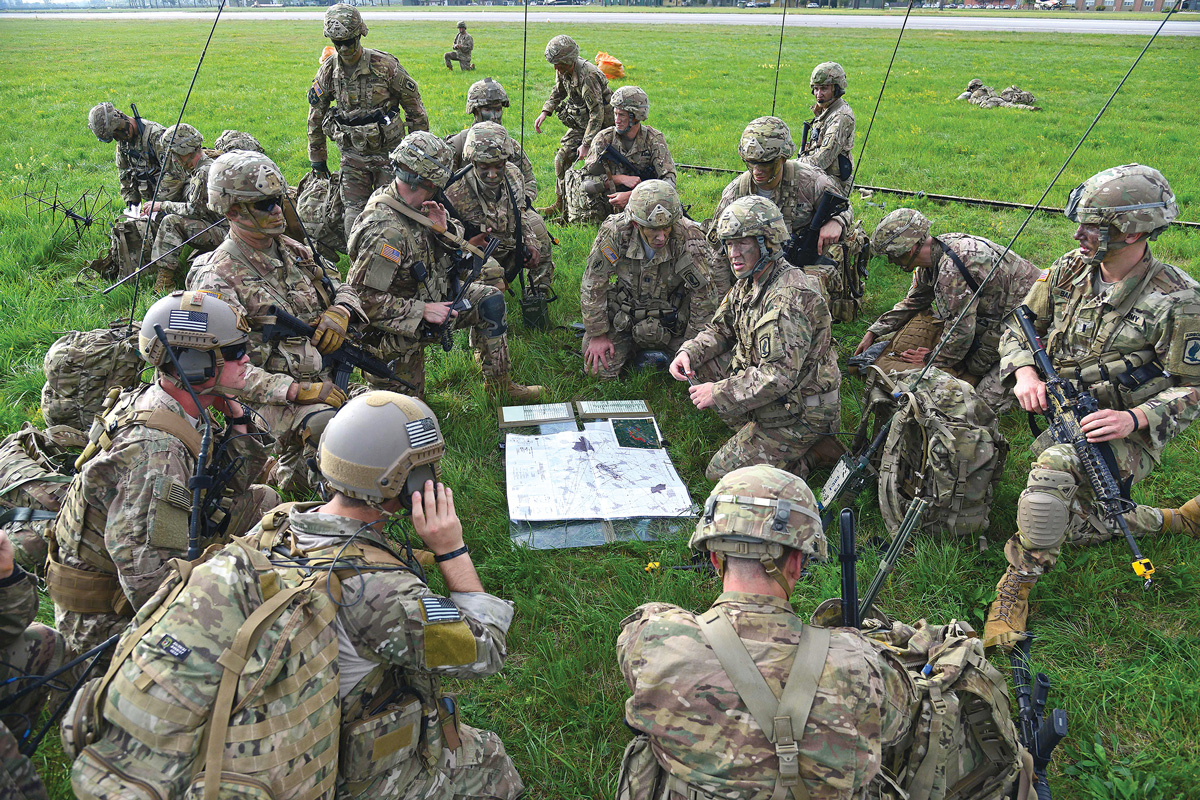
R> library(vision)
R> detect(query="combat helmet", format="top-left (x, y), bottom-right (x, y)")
top-left (715, 195), bottom-right (789, 279)
top-left (690, 465), bottom-right (826, 594)
top-left (967, 78), bottom-right (984, 92)
top-left (214, 129), bottom-right (264, 155)
top-left (738, 116), bottom-right (795, 163)
top-left (810, 61), bottom-right (848, 94)
top-left (627, 180), bottom-right (682, 229)
top-left (138, 290), bottom-right (250, 384)
top-left (324, 3), bottom-right (367, 39)
top-left (457, 19), bottom-right (467, 28)
top-left (871, 208), bottom-right (931, 262)
top-left (161, 123), bottom-right (204, 156)
top-left (390, 131), bottom-right (454, 189)
top-left (464, 121), bottom-right (513, 164)
top-left (88, 102), bottom-right (125, 143)
top-left (466, 77), bottom-right (510, 116)
top-left (1065, 163), bottom-right (1178, 263)
top-left (318, 391), bottom-right (445, 508)
top-left (611, 85), bottom-right (650, 122)
top-left (544, 34), bottom-right (579, 65)
top-left (207, 150), bottom-right (287, 216)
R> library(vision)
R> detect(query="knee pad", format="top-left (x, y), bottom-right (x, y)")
top-left (1016, 468), bottom-right (1075, 550)
top-left (478, 292), bottom-right (508, 339)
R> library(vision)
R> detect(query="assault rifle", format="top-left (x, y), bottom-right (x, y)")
top-left (261, 305), bottom-right (416, 392)
top-left (783, 189), bottom-right (849, 269)
top-left (503, 173), bottom-right (527, 289)
top-left (1010, 636), bottom-right (1068, 800)
top-left (333, 104), bottom-right (400, 129)
top-left (838, 509), bottom-right (860, 628)
top-left (423, 236), bottom-right (501, 352)
top-left (598, 143), bottom-right (658, 183)
top-left (1012, 304), bottom-right (1155, 587)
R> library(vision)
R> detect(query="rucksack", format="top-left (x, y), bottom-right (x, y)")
top-left (86, 216), bottom-right (154, 282)
top-left (0, 423), bottom-right (85, 576)
top-left (41, 320), bottom-right (146, 431)
top-left (853, 366), bottom-right (1008, 547)
top-left (295, 170), bottom-right (346, 261)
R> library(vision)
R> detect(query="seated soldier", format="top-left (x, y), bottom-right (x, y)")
top-left (581, 180), bottom-right (724, 379)
top-left (671, 197), bottom-right (840, 481)
top-left (565, 85), bottom-right (676, 225)
top-left (798, 62), bottom-right (856, 196)
top-left (87, 101), bottom-right (166, 212)
top-left (855, 207), bottom-right (1040, 414)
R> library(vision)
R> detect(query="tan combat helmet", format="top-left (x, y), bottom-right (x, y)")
top-left (161, 123), bottom-right (204, 156)
top-left (138, 290), bottom-right (250, 383)
top-left (214, 129), bottom-right (264, 155)
top-left (324, 3), bottom-right (367, 39)
top-left (544, 34), bottom-right (579, 65)
top-left (457, 19), bottom-right (467, 28)
top-left (207, 150), bottom-right (287, 216)
top-left (738, 116), bottom-right (795, 164)
top-left (466, 77), bottom-right (510, 118)
top-left (967, 78), bottom-right (984, 92)
top-left (463, 121), bottom-right (514, 164)
top-left (611, 85), bottom-right (650, 122)
top-left (627, 180), bottom-right (682, 229)
top-left (390, 131), bottom-right (454, 189)
top-left (318, 391), bottom-right (445, 508)
top-left (810, 61), bottom-right (848, 94)
top-left (88, 102), bottom-right (125, 143)
top-left (1065, 163), bottom-right (1178, 263)
top-left (690, 465), bottom-right (827, 594)
top-left (871, 208), bottom-right (931, 262)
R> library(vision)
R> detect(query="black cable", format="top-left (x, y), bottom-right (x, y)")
top-left (849, 0), bottom-right (915, 193)
top-left (520, 0), bottom-right (529, 154)
top-left (770, 1), bottom-right (790, 116)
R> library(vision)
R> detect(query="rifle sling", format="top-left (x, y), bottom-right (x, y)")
top-left (369, 193), bottom-right (487, 260)
top-left (936, 238), bottom-right (981, 294)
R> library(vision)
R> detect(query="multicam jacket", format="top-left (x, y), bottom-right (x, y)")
top-left (158, 155), bottom-right (219, 223)
top-left (115, 117), bottom-right (166, 207)
top-left (447, 128), bottom-right (538, 204)
top-left (443, 165), bottom-right (537, 265)
top-left (584, 124), bottom-right (677, 187)
top-left (799, 97), bottom-right (855, 194)
top-left (453, 29), bottom-right (474, 55)
top-left (540, 56), bottom-right (614, 142)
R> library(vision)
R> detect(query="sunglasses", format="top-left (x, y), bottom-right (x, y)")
top-left (251, 197), bottom-right (282, 213)
top-left (332, 37), bottom-right (358, 48)
top-left (221, 344), bottom-right (248, 362)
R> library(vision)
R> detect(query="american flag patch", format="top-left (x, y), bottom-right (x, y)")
top-left (312, 81), bottom-right (323, 97)
top-left (601, 244), bottom-right (618, 265)
top-left (420, 596), bottom-right (462, 624)
top-left (168, 309), bottom-right (209, 333)
top-left (406, 418), bottom-right (439, 448)
top-left (380, 243), bottom-right (403, 264)
top-left (1036, 269), bottom-right (1049, 282)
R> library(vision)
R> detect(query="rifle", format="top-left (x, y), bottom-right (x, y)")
top-left (598, 143), bottom-right (658, 183)
top-left (1012, 304), bottom-right (1154, 587)
top-left (1010, 636), bottom-right (1069, 799)
top-left (783, 189), bottom-right (849, 268)
top-left (818, 418), bottom-right (892, 530)
top-left (426, 236), bottom-right (501, 352)
top-left (838, 509), bottom-right (860, 629)
top-left (858, 497), bottom-right (926, 622)
top-left (261, 305), bottom-right (415, 393)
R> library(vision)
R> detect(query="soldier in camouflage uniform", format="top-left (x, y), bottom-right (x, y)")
top-left (958, 78), bottom-right (1040, 111)
top-left (45, 292), bottom-right (277, 659)
top-left (347, 132), bottom-right (542, 400)
top-left (212, 129), bottom-right (264, 155)
top-left (250, 391), bottom-right (523, 798)
top-left (187, 150), bottom-right (364, 493)
top-left (857, 208), bottom-right (1041, 414)
top-left (798, 62), bottom-right (856, 196)
top-left (445, 20), bottom-right (475, 71)
top-left (616, 466), bottom-right (916, 800)
top-left (581, 180), bottom-right (724, 379)
top-left (566, 85), bottom-right (676, 224)
top-left (672, 197), bottom-right (841, 481)
top-left (87, 101), bottom-right (166, 210)
top-left (308, 4), bottom-right (430, 239)
top-left (983, 165), bottom-right (1200, 650)
top-left (533, 34), bottom-right (615, 220)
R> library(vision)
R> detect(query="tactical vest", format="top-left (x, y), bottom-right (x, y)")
top-left (41, 320), bottom-right (146, 430)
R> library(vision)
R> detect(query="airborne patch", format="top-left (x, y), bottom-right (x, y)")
top-left (1183, 333), bottom-right (1200, 366)
top-left (601, 244), bottom-right (618, 266)
top-left (379, 243), bottom-right (403, 264)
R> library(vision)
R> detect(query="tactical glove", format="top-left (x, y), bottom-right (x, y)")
top-left (312, 304), bottom-right (351, 354)
top-left (311, 160), bottom-right (331, 178)
top-left (295, 380), bottom-right (347, 408)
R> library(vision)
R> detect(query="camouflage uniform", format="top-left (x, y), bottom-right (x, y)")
top-left (617, 591), bottom-right (915, 800)
top-left (445, 25), bottom-right (475, 71)
top-left (799, 97), bottom-right (855, 196)
top-left (567, 123), bottom-right (676, 224)
top-left (115, 117), bottom-right (167, 208)
top-left (151, 153), bottom-right (228, 288)
top-left (963, 81), bottom-right (1039, 111)
top-left (581, 211), bottom-right (725, 379)
top-left (448, 130), bottom-right (537, 203)
top-left (444, 162), bottom-right (544, 291)
top-left (260, 503), bottom-right (524, 799)
top-left (47, 383), bottom-right (277, 658)
top-left (540, 43), bottom-right (614, 206)
top-left (679, 259), bottom-right (841, 481)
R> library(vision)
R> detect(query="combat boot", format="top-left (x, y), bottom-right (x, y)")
top-left (486, 377), bottom-right (543, 403)
top-left (535, 198), bottom-right (563, 222)
top-left (982, 568), bottom-right (1036, 651)
top-left (1160, 495), bottom-right (1200, 537)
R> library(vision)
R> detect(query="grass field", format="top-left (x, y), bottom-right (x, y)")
top-left (3, 18), bottom-right (1199, 800)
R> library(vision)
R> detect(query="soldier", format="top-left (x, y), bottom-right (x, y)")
top-left (983, 165), bottom-right (1200, 650)
top-left (445, 20), bottom-right (475, 71)
top-left (581, 180), bottom-right (724, 379)
top-left (45, 291), bottom-right (278, 659)
top-left (243, 391), bottom-right (524, 798)
top-left (212, 129), bottom-right (264, 155)
top-left (856, 207), bottom-right (1041, 414)
top-left (347, 132), bottom-right (542, 400)
top-left (533, 34), bottom-right (614, 220)
top-left (565, 85), bottom-right (676, 224)
top-left (670, 197), bottom-right (841, 481)
top-left (616, 465), bottom-right (916, 800)
top-left (798, 62), bottom-right (856, 195)
top-left (308, 3), bottom-right (430, 239)
top-left (959, 78), bottom-right (1039, 111)
top-left (87, 101), bottom-right (166, 210)
top-left (187, 150), bottom-right (364, 493)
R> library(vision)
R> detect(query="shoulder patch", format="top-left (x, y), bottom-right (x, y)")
top-left (380, 243), bottom-right (403, 264)
top-left (420, 596), bottom-right (462, 624)
top-left (1036, 269), bottom-right (1049, 282)
top-left (307, 80), bottom-right (324, 106)
top-left (404, 77), bottom-right (419, 92)
top-left (602, 244), bottom-right (618, 266)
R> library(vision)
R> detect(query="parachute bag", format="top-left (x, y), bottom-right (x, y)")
top-left (0, 423), bottom-right (86, 575)
top-left (41, 320), bottom-right (146, 431)
top-left (296, 170), bottom-right (347, 260)
top-left (595, 51), bottom-right (625, 80)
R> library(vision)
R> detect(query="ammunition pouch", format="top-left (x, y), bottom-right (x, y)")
top-left (45, 550), bottom-right (132, 616)
top-left (632, 317), bottom-right (671, 349)
top-left (262, 334), bottom-right (326, 382)
top-left (1060, 348), bottom-right (1167, 410)
top-left (340, 687), bottom-right (425, 795)
top-left (324, 105), bottom-right (404, 154)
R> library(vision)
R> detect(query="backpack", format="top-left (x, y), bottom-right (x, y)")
top-left (86, 216), bottom-right (154, 282)
top-left (853, 366), bottom-right (1008, 547)
top-left (295, 170), bottom-right (346, 262)
top-left (41, 321), bottom-right (146, 431)
top-left (0, 423), bottom-right (86, 576)
top-left (803, 218), bottom-right (869, 324)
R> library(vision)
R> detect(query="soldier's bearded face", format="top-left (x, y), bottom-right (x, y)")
top-left (812, 84), bottom-right (836, 105)
top-left (726, 237), bottom-right (763, 278)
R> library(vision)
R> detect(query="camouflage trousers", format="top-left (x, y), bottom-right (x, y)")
top-left (563, 168), bottom-right (612, 226)
top-left (341, 153), bottom-right (396, 240)
top-left (256, 384), bottom-right (368, 494)
top-left (581, 330), bottom-right (708, 381)
top-left (0, 723), bottom-right (47, 800)
top-left (707, 395), bottom-right (841, 482)
top-left (444, 50), bottom-right (474, 71)
top-left (552, 126), bottom-right (587, 203)
top-left (1005, 434), bottom-right (1162, 579)
top-left (151, 215), bottom-right (228, 290)
top-left (3, 518), bottom-right (51, 580)
top-left (524, 209), bottom-right (556, 290)
top-left (0, 620), bottom-right (64, 742)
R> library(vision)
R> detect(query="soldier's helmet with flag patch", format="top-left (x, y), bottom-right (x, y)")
top-left (1065, 164), bottom-right (1178, 241)
top-left (810, 61), bottom-right (848, 93)
top-left (627, 180), bottom-right (682, 229)
top-left (324, 3), bottom-right (367, 39)
top-left (544, 34), bottom-right (579, 65)
top-left (207, 151), bottom-right (287, 216)
top-left (467, 77), bottom-right (510, 115)
top-left (738, 116), bottom-right (795, 164)
top-left (88, 102), bottom-right (125, 143)
top-left (161, 123), bottom-right (204, 156)
top-left (138, 291), bottom-right (250, 381)
top-left (464, 122), bottom-right (513, 164)
top-left (318, 391), bottom-right (445, 508)
top-left (715, 195), bottom-right (790, 250)
top-left (390, 131), bottom-right (454, 189)
top-left (611, 85), bottom-right (650, 122)
top-left (214, 129), bottom-right (264, 155)
top-left (871, 208), bottom-right (931, 260)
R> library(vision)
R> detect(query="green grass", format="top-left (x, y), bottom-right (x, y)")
top-left (3, 18), bottom-right (1199, 800)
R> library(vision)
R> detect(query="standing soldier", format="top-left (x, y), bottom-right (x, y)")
top-left (308, 3), bottom-right (430, 239)
top-left (566, 85), bottom-right (676, 224)
top-left (581, 180), bottom-right (724, 379)
top-left (671, 197), bottom-right (841, 481)
top-left (983, 165), bottom-right (1200, 650)
top-left (798, 62), bottom-right (856, 195)
top-left (347, 132), bottom-right (542, 400)
top-left (856, 208), bottom-right (1041, 414)
top-left (445, 20), bottom-right (475, 71)
top-left (533, 34), bottom-right (614, 220)
top-left (187, 150), bottom-right (365, 492)
top-left (87, 101), bottom-right (166, 211)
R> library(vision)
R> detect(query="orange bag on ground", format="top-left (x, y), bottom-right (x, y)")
top-left (596, 51), bottom-right (626, 79)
